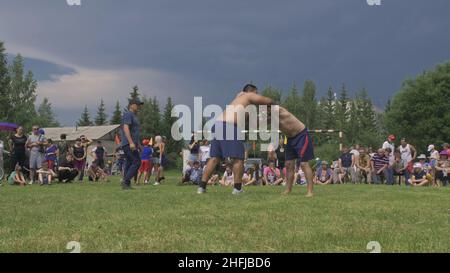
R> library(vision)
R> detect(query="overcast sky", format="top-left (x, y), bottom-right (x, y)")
top-left (1, 0), bottom-right (449, 125)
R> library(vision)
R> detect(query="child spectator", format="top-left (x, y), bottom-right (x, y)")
top-left (392, 151), bottom-right (407, 185)
top-left (138, 139), bottom-right (153, 184)
top-left (435, 151), bottom-right (449, 186)
top-left (88, 161), bottom-right (108, 182)
top-left (91, 141), bottom-right (107, 170)
top-left (314, 161), bottom-right (332, 185)
top-left (189, 161), bottom-right (203, 185)
top-left (58, 154), bottom-right (79, 183)
top-left (220, 165), bottom-right (234, 187)
top-left (263, 161), bottom-right (283, 186)
top-left (181, 160), bottom-right (193, 184)
top-left (409, 163), bottom-right (432, 187)
top-left (37, 162), bottom-right (57, 186)
top-left (45, 139), bottom-right (58, 171)
top-left (7, 165), bottom-right (27, 186)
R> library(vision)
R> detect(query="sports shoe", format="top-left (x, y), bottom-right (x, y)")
top-left (232, 188), bottom-right (244, 195)
top-left (153, 182), bottom-right (160, 186)
top-left (197, 187), bottom-right (206, 194)
top-left (28, 181), bottom-right (33, 185)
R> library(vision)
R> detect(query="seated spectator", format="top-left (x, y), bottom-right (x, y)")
top-left (58, 154), bottom-right (79, 183)
top-left (295, 167), bottom-right (307, 185)
top-left (45, 139), bottom-right (58, 171)
top-left (417, 154), bottom-right (431, 174)
top-left (314, 161), bottom-right (332, 185)
top-left (409, 163), bottom-right (432, 187)
top-left (263, 161), bottom-right (283, 186)
top-left (7, 165), bottom-right (27, 186)
top-left (220, 165), bottom-right (234, 187)
top-left (188, 161), bottom-right (203, 185)
top-left (371, 148), bottom-right (389, 184)
top-left (88, 161), bottom-right (108, 182)
top-left (356, 147), bottom-right (372, 184)
top-left (243, 167), bottom-right (258, 186)
top-left (181, 161), bottom-right (193, 184)
top-left (435, 151), bottom-right (449, 186)
top-left (392, 151), bottom-right (407, 185)
top-left (37, 162), bottom-right (57, 186)
top-left (332, 146), bottom-right (356, 184)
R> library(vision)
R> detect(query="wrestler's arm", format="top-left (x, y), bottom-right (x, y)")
top-left (246, 93), bottom-right (275, 106)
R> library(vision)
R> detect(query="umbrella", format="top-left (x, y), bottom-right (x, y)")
top-left (0, 122), bottom-right (19, 132)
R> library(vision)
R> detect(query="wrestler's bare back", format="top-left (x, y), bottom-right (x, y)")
top-left (277, 106), bottom-right (305, 138)
top-left (217, 91), bottom-right (273, 124)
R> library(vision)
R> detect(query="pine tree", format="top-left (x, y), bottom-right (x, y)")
top-left (77, 106), bottom-right (93, 126)
top-left (323, 86), bottom-right (335, 130)
top-left (36, 98), bottom-right (59, 127)
top-left (110, 101), bottom-right (122, 125)
top-left (8, 54), bottom-right (38, 128)
top-left (301, 80), bottom-right (317, 128)
top-left (336, 83), bottom-right (349, 133)
top-left (95, 99), bottom-right (108, 125)
top-left (283, 83), bottom-right (301, 119)
top-left (129, 85), bottom-right (140, 101)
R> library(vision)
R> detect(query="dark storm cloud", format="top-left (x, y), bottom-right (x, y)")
top-left (1, 0), bottom-right (449, 124)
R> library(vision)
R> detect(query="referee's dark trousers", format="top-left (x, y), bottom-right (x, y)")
top-left (123, 144), bottom-right (141, 186)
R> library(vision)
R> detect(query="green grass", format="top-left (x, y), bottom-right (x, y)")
top-left (0, 170), bottom-right (449, 253)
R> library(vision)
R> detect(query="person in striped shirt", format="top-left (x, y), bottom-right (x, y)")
top-left (371, 148), bottom-right (389, 184)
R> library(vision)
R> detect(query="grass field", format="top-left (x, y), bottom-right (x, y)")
top-left (0, 170), bottom-right (449, 253)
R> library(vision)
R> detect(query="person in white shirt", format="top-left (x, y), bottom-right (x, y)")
top-left (382, 135), bottom-right (396, 156)
top-left (220, 165), bottom-right (234, 187)
top-left (199, 140), bottom-right (211, 168)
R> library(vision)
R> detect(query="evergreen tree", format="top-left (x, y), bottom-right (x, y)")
top-left (261, 85), bottom-right (282, 104)
top-left (323, 86), bottom-right (336, 130)
top-left (301, 80), bottom-right (317, 128)
top-left (283, 83), bottom-right (301, 119)
top-left (336, 83), bottom-right (350, 133)
top-left (7, 54), bottom-right (38, 128)
top-left (95, 99), bottom-right (108, 125)
top-left (110, 101), bottom-right (122, 125)
top-left (36, 98), bottom-right (59, 127)
top-left (77, 106), bottom-right (93, 126)
top-left (129, 85), bottom-right (140, 101)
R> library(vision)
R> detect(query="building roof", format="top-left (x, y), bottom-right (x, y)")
top-left (42, 125), bottom-right (120, 141)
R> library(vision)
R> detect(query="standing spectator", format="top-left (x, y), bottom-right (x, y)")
top-left (57, 134), bottom-right (70, 167)
top-left (71, 138), bottom-right (87, 182)
top-left (409, 163), bottom-right (432, 187)
top-left (57, 154), bottom-right (79, 183)
top-left (371, 148), bottom-right (389, 184)
top-left (153, 135), bottom-right (166, 185)
top-left (385, 147), bottom-right (395, 185)
top-left (0, 140), bottom-right (6, 177)
top-left (428, 144), bottom-right (440, 186)
top-left (120, 98), bottom-right (143, 190)
top-left (7, 165), bottom-right (27, 186)
top-left (80, 135), bottom-right (93, 149)
top-left (314, 161), bottom-right (332, 185)
top-left (356, 147), bottom-right (372, 184)
top-left (333, 146), bottom-right (356, 184)
top-left (435, 151), bottom-right (449, 186)
top-left (263, 161), bottom-right (283, 186)
top-left (392, 151), bottom-right (407, 185)
top-left (91, 141), bottom-right (107, 170)
top-left (188, 133), bottom-right (200, 162)
top-left (115, 147), bottom-right (126, 177)
top-left (37, 162), bottom-right (56, 186)
top-left (220, 164), bottom-right (235, 187)
top-left (26, 125), bottom-right (46, 184)
top-left (45, 139), bottom-right (58, 171)
top-left (399, 138), bottom-right (417, 176)
top-left (382, 135), bottom-right (396, 156)
top-left (138, 139), bottom-right (153, 184)
top-left (9, 127), bottom-right (28, 173)
top-left (199, 139), bottom-right (211, 168)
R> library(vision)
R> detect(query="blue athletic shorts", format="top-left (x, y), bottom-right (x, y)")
top-left (285, 128), bottom-right (314, 162)
top-left (210, 121), bottom-right (245, 160)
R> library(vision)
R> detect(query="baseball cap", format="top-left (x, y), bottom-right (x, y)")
top-left (129, 98), bottom-right (144, 105)
top-left (413, 163), bottom-right (423, 169)
top-left (427, 144), bottom-right (435, 152)
top-left (388, 135), bottom-right (396, 141)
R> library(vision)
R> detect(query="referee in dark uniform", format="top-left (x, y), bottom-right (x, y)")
top-left (120, 98), bottom-right (143, 190)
